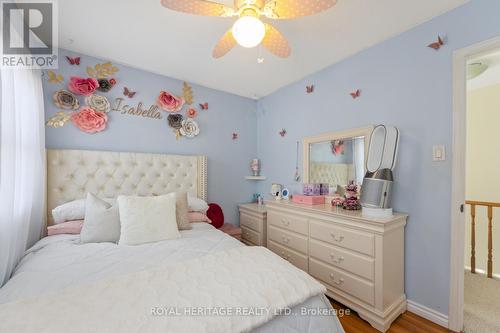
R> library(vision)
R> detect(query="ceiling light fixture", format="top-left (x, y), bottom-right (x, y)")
top-left (232, 12), bottom-right (265, 48)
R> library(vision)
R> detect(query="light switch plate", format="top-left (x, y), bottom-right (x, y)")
top-left (433, 145), bottom-right (446, 161)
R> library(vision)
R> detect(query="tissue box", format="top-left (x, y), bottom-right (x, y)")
top-left (293, 194), bottom-right (325, 205)
top-left (303, 183), bottom-right (321, 196)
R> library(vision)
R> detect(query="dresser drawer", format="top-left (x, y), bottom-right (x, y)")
top-left (310, 258), bottom-right (375, 306)
top-left (309, 240), bottom-right (374, 281)
top-left (268, 240), bottom-right (308, 272)
top-left (310, 221), bottom-right (374, 256)
top-left (268, 210), bottom-right (308, 235)
top-left (268, 225), bottom-right (308, 254)
top-left (240, 212), bottom-right (262, 233)
top-left (241, 226), bottom-right (261, 245)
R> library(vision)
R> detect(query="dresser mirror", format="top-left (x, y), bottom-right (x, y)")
top-left (303, 126), bottom-right (373, 191)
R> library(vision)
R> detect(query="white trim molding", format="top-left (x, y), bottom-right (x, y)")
top-left (449, 35), bottom-right (500, 332)
top-left (407, 300), bottom-right (449, 329)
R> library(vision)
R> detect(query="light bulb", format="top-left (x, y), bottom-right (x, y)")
top-left (232, 16), bottom-right (265, 48)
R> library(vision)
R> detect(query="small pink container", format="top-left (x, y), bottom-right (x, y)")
top-left (292, 194), bottom-right (325, 205)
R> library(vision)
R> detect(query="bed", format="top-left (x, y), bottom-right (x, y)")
top-left (0, 149), bottom-right (344, 333)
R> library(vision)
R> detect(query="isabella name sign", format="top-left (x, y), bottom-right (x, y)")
top-left (111, 97), bottom-right (162, 120)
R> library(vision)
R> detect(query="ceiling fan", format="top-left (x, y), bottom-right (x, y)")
top-left (160, 0), bottom-right (337, 59)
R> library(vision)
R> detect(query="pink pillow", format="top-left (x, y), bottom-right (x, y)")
top-left (47, 220), bottom-right (84, 236)
top-left (187, 212), bottom-right (212, 223)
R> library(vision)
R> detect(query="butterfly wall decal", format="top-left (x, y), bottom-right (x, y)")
top-left (428, 36), bottom-right (445, 50)
top-left (306, 85), bottom-right (314, 94)
top-left (232, 132), bottom-right (239, 140)
top-left (350, 89), bottom-right (361, 99)
top-left (46, 70), bottom-right (63, 84)
top-left (123, 87), bottom-right (136, 98)
top-left (65, 56), bottom-right (80, 65)
top-left (199, 102), bottom-right (209, 110)
top-left (279, 129), bottom-right (287, 137)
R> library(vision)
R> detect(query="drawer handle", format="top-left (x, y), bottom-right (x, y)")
top-left (330, 233), bottom-right (345, 242)
top-left (281, 235), bottom-right (290, 243)
top-left (329, 274), bottom-right (345, 285)
top-left (281, 218), bottom-right (290, 226)
top-left (330, 254), bottom-right (345, 264)
top-left (280, 251), bottom-right (291, 261)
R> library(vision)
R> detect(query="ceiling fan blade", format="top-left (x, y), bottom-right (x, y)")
top-left (212, 29), bottom-right (237, 58)
top-left (263, 0), bottom-right (337, 19)
top-left (262, 23), bottom-right (291, 58)
top-left (160, 0), bottom-right (233, 17)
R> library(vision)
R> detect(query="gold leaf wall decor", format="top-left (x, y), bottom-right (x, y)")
top-left (47, 70), bottom-right (63, 83)
top-left (87, 61), bottom-right (119, 78)
top-left (46, 111), bottom-right (73, 128)
top-left (183, 82), bottom-right (194, 105)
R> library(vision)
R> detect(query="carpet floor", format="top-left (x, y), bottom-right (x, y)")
top-left (464, 270), bottom-right (500, 333)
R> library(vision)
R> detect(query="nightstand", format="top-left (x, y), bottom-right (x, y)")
top-left (238, 203), bottom-right (267, 246)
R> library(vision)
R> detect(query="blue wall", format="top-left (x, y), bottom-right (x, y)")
top-left (44, 49), bottom-right (258, 225)
top-left (257, 0), bottom-right (500, 315)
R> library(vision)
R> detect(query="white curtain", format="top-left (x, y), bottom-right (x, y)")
top-left (0, 68), bottom-right (46, 287)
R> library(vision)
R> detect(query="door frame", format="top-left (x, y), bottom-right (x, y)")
top-left (449, 36), bottom-right (500, 332)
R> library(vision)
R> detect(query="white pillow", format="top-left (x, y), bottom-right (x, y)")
top-left (118, 194), bottom-right (180, 246)
top-left (188, 196), bottom-right (209, 213)
top-left (80, 193), bottom-right (121, 244)
top-left (52, 197), bottom-right (115, 224)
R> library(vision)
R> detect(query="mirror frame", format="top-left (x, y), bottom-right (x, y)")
top-left (302, 125), bottom-right (374, 184)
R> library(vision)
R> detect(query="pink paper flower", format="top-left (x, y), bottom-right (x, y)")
top-left (68, 76), bottom-right (99, 96)
top-left (157, 91), bottom-right (184, 112)
top-left (186, 108), bottom-right (198, 118)
top-left (71, 107), bottom-right (107, 133)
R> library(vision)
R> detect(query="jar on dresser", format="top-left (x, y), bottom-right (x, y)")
top-left (265, 200), bottom-right (408, 333)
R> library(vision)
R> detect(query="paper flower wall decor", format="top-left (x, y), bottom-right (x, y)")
top-left (306, 85), bottom-right (314, 94)
top-left (71, 107), bottom-right (108, 134)
top-left (157, 91), bottom-right (185, 112)
top-left (97, 78), bottom-right (116, 92)
top-left (331, 140), bottom-right (345, 155)
top-left (199, 102), bottom-right (209, 110)
top-left (180, 118), bottom-right (200, 138)
top-left (86, 61), bottom-right (119, 79)
top-left (65, 56), bottom-right (80, 65)
top-left (186, 108), bottom-right (198, 118)
top-left (46, 112), bottom-right (73, 128)
top-left (85, 94), bottom-right (111, 113)
top-left (183, 82), bottom-right (194, 105)
top-left (428, 35), bottom-right (445, 50)
top-left (53, 90), bottom-right (79, 110)
top-left (350, 89), bottom-right (361, 99)
top-left (232, 132), bottom-right (239, 140)
top-left (279, 128), bottom-right (287, 137)
top-left (123, 87), bottom-right (136, 98)
top-left (68, 76), bottom-right (99, 96)
top-left (46, 70), bottom-right (63, 84)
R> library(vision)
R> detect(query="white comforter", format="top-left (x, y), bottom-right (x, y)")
top-left (0, 224), bottom-right (340, 333)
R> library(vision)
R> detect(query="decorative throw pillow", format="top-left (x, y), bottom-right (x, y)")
top-left (80, 193), bottom-right (121, 243)
top-left (175, 192), bottom-right (191, 230)
top-left (47, 220), bottom-right (84, 236)
top-left (187, 196), bottom-right (209, 213)
top-left (52, 197), bottom-right (115, 224)
top-left (118, 194), bottom-right (180, 246)
top-left (187, 212), bottom-right (212, 223)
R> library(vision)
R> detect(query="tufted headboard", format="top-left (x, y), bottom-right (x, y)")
top-left (46, 149), bottom-right (207, 225)
top-left (309, 162), bottom-right (354, 187)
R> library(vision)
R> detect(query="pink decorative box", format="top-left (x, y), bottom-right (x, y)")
top-left (292, 194), bottom-right (325, 205)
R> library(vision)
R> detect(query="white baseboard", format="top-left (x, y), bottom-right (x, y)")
top-left (464, 266), bottom-right (500, 280)
top-left (406, 300), bottom-right (449, 329)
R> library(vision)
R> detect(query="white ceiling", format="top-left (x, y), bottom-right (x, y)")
top-left (58, 0), bottom-right (468, 99)
top-left (468, 49), bottom-right (500, 91)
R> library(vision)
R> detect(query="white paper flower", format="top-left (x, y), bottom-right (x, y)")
top-left (179, 118), bottom-right (200, 138)
top-left (85, 94), bottom-right (110, 113)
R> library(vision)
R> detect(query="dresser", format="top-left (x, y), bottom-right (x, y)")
top-left (238, 203), bottom-right (267, 246)
top-left (265, 200), bottom-right (407, 332)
